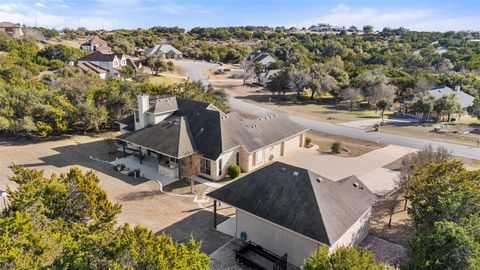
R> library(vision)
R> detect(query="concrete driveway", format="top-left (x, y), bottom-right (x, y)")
top-left (280, 145), bottom-right (416, 196)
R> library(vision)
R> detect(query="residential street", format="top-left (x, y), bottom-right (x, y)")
top-left (175, 60), bottom-right (480, 160)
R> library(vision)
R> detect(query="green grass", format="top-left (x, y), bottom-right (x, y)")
top-left (148, 75), bottom-right (185, 86)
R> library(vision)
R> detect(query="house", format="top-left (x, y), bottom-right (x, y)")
top-left (76, 62), bottom-right (109, 79)
top-left (76, 50), bottom-right (141, 78)
top-left (80, 36), bottom-right (110, 52)
top-left (427, 85), bottom-right (474, 110)
top-left (247, 51), bottom-right (276, 67)
top-left (310, 24), bottom-right (345, 33)
top-left (116, 95), bottom-right (308, 181)
top-left (258, 69), bottom-right (281, 86)
top-left (207, 162), bottom-right (377, 267)
top-left (0, 22), bottom-right (23, 38)
top-left (145, 44), bottom-right (183, 59)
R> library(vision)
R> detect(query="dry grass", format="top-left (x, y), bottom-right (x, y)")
top-left (149, 75), bottom-right (185, 86)
top-left (370, 194), bottom-right (414, 246)
top-left (307, 131), bottom-right (383, 157)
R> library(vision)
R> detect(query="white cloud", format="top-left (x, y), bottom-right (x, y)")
top-left (301, 4), bottom-right (480, 31)
top-left (35, 2), bottom-right (46, 8)
top-left (0, 2), bottom-right (119, 29)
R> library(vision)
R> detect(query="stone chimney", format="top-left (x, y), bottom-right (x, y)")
top-left (454, 85), bottom-right (461, 92)
top-left (135, 94), bottom-right (150, 130)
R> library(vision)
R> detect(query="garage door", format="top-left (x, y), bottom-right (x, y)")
top-left (283, 135), bottom-right (301, 154)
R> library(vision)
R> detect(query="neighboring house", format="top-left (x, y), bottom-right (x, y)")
top-left (427, 85), bottom-right (474, 110)
top-left (76, 50), bottom-right (141, 78)
top-left (310, 24), bottom-right (344, 33)
top-left (76, 62), bottom-right (109, 79)
top-left (207, 162), bottom-right (377, 267)
top-left (0, 22), bottom-right (23, 38)
top-left (258, 69), bottom-right (281, 86)
top-left (247, 51), bottom-right (276, 67)
top-left (116, 95), bottom-right (308, 181)
top-left (145, 44), bottom-right (183, 59)
top-left (80, 36), bottom-right (110, 52)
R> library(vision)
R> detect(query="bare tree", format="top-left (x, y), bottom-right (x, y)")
top-left (179, 152), bottom-right (202, 193)
top-left (341, 87), bottom-right (362, 111)
top-left (240, 59), bottom-right (255, 85)
top-left (395, 145), bottom-right (451, 211)
top-left (414, 77), bottom-right (436, 94)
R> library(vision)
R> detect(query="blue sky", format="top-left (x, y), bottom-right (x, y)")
top-left (1, 0), bottom-right (479, 31)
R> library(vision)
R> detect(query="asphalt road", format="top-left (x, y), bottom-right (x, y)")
top-left (175, 60), bottom-right (480, 160)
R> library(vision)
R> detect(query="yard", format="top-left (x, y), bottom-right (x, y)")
top-left (0, 135), bottom-right (232, 254)
top-left (148, 74), bottom-right (185, 85)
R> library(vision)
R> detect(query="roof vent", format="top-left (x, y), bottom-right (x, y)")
top-left (316, 177), bottom-right (323, 183)
top-left (280, 167), bottom-right (286, 172)
top-left (292, 171), bottom-right (299, 177)
top-left (353, 182), bottom-right (359, 188)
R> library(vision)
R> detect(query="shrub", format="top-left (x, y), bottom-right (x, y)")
top-left (305, 136), bottom-right (312, 146)
top-left (331, 141), bottom-right (342, 154)
top-left (228, 164), bottom-right (241, 179)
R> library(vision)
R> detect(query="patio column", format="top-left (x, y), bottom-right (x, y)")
top-left (213, 200), bottom-right (217, 229)
top-left (122, 142), bottom-right (126, 157)
top-left (139, 147), bottom-right (143, 164)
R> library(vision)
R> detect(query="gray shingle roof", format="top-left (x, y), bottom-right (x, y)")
top-left (427, 86), bottom-right (475, 109)
top-left (117, 97), bottom-right (307, 160)
top-left (117, 116), bottom-right (195, 158)
top-left (77, 50), bottom-right (118, 62)
top-left (207, 162), bottom-right (377, 245)
top-left (145, 44), bottom-right (182, 57)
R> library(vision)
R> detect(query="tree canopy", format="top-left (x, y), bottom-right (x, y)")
top-left (0, 166), bottom-right (210, 270)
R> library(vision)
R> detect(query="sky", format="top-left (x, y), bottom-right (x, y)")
top-left (0, 0), bottom-right (479, 31)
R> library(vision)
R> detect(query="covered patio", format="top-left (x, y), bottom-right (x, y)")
top-left (111, 155), bottom-right (178, 186)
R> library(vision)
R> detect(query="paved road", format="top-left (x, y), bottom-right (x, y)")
top-left (176, 60), bottom-right (480, 160)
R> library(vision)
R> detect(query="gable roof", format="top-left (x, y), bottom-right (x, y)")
top-left (0, 22), bottom-right (21, 28)
top-left (117, 116), bottom-right (195, 158)
top-left (427, 86), bottom-right (475, 109)
top-left (145, 44), bottom-right (182, 57)
top-left (76, 62), bottom-right (109, 74)
top-left (77, 50), bottom-right (118, 62)
top-left (117, 96), bottom-right (307, 160)
top-left (207, 162), bottom-right (377, 245)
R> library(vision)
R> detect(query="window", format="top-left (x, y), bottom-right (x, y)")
top-left (219, 159), bottom-right (223, 176)
top-left (255, 149), bottom-right (264, 165)
top-left (200, 158), bottom-right (211, 175)
top-left (134, 110), bottom-right (139, 122)
top-left (236, 152), bottom-right (240, 165)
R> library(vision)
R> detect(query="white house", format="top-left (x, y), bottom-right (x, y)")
top-left (80, 36), bottom-right (110, 52)
top-left (116, 95), bottom-right (308, 181)
top-left (208, 162), bottom-right (377, 267)
top-left (76, 51), bottom-right (142, 78)
top-left (258, 69), bottom-right (281, 86)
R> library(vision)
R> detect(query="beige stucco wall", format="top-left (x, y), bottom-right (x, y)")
top-left (329, 207), bottom-right (372, 251)
top-left (235, 209), bottom-right (321, 267)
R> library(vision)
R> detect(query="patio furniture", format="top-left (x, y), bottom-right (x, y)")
top-left (235, 241), bottom-right (287, 270)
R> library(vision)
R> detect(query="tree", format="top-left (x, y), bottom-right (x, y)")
top-left (433, 94), bottom-right (461, 121)
top-left (240, 58), bottom-right (255, 85)
top-left (145, 57), bottom-right (170, 76)
top-left (341, 87), bottom-right (362, 111)
top-left (266, 70), bottom-right (290, 95)
top-left (396, 145), bottom-right (451, 211)
top-left (409, 94), bottom-right (435, 122)
top-left (303, 246), bottom-right (384, 270)
top-left (414, 77), bottom-right (436, 94)
top-left (376, 98), bottom-right (392, 122)
top-left (408, 159), bottom-right (480, 229)
top-left (467, 98), bottom-right (480, 120)
top-left (407, 220), bottom-right (480, 270)
top-left (1, 166), bottom-right (210, 269)
top-left (288, 70), bottom-right (311, 98)
top-left (179, 152), bottom-right (202, 193)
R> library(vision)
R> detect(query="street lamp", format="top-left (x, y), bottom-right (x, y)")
top-left (0, 190), bottom-right (7, 209)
